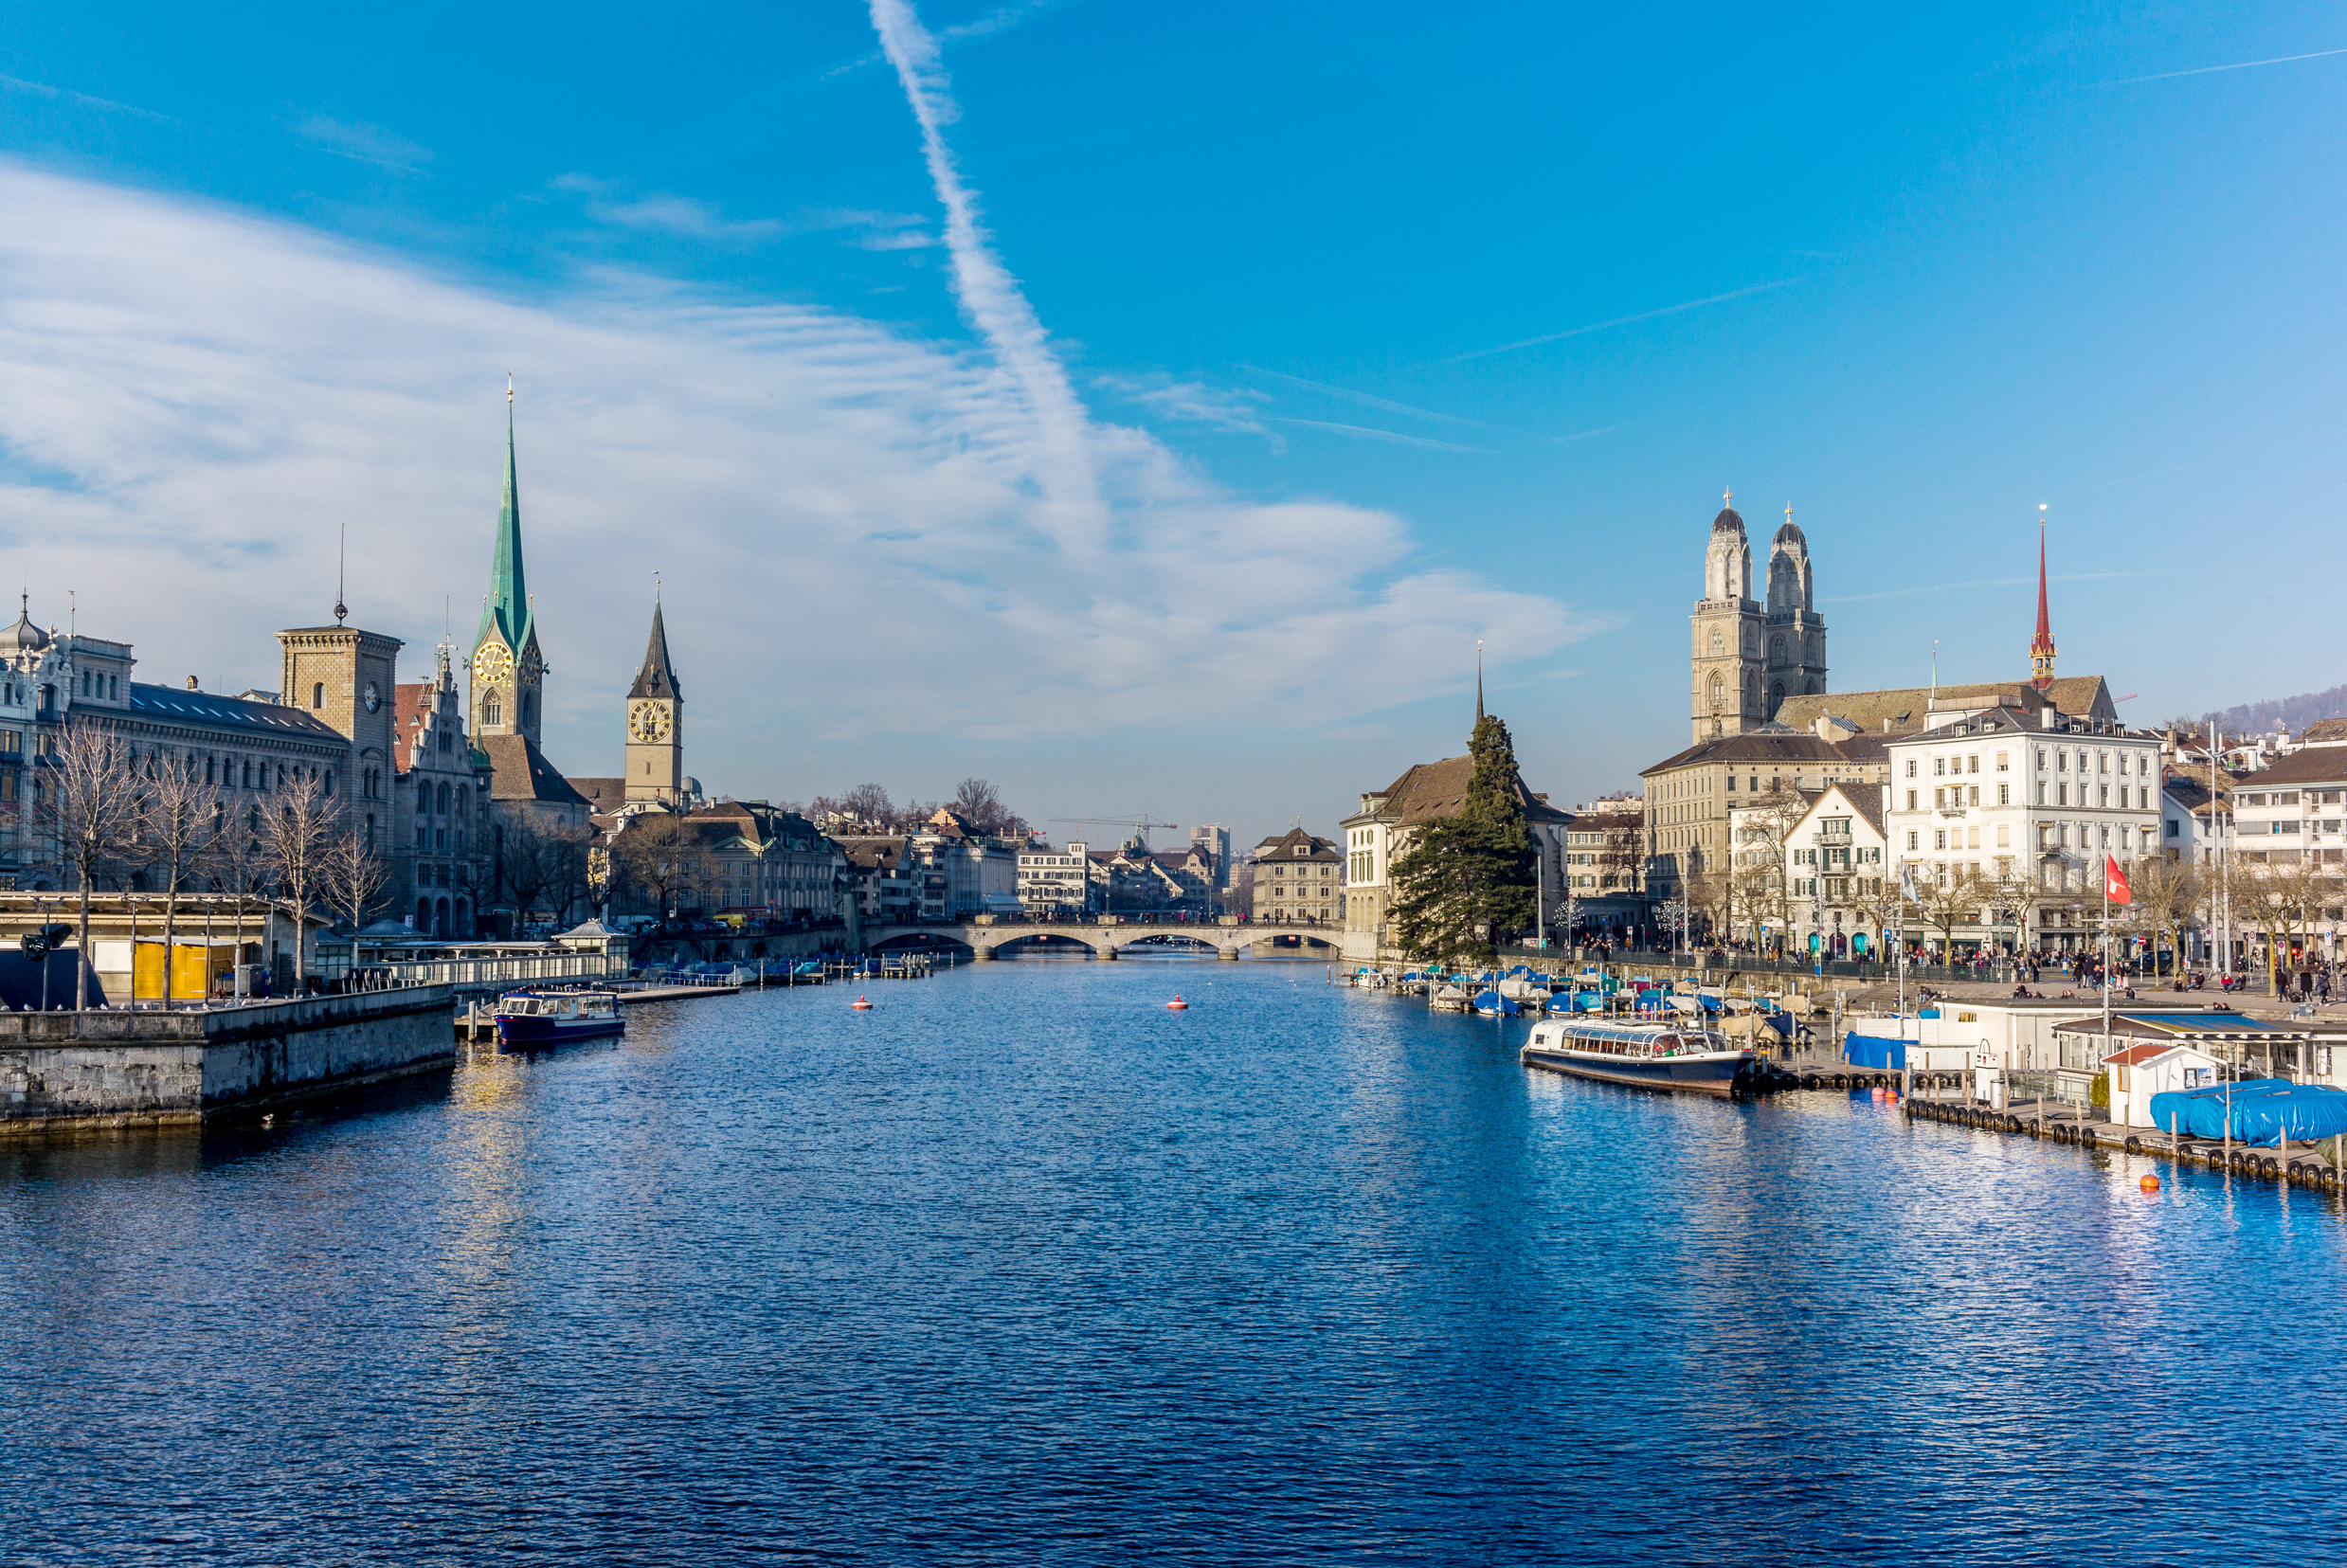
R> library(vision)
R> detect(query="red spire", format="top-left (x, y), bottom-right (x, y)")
top-left (2030, 514), bottom-right (2056, 691)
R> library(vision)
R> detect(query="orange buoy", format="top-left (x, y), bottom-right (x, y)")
top-left (2140, 1174), bottom-right (2160, 1193)
top-left (1167, 997), bottom-right (1189, 1010)
top-left (851, 996), bottom-right (873, 1011)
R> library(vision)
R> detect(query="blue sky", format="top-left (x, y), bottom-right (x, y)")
top-left (0, 2), bottom-right (2339, 849)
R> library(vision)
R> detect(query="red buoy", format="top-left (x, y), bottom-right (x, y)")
top-left (851, 996), bottom-right (873, 1011)
top-left (1167, 997), bottom-right (1189, 1010)
top-left (2140, 1174), bottom-right (2160, 1193)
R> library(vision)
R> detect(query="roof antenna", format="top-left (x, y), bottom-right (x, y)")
top-left (334, 521), bottom-right (348, 625)
top-left (68, 590), bottom-right (74, 636)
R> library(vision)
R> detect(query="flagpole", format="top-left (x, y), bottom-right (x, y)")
top-left (2102, 848), bottom-right (2112, 1075)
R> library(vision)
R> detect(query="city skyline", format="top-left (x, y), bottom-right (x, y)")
top-left (0, 4), bottom-right (2340, 850)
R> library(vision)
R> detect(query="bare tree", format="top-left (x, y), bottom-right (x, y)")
top-left (949, 777), bottom-right (1020, 837)
top-left (610, 812), bottom-right (710, 918)
top-left (260, 768), bottom-right (336, 992)
top-left (543, 823), bottom-right (596, 927)
top-left (1682, 868), bottom-right (1733, 949)
top-left (317, 820), bottom-right (391, 982)
top-left (2119, 854), bottom-right (2204, 975)
top-left (134, 748), bottom-right (219, 1008)
top-left (1912, 866), bottom-right (1991, 964)
top-left (840, 783), bottom-right (894, 826)
top-left (1982, 866), bottom-right (2048, 959)
top-left (2235, 856), bottom-right (2342, 994)
top-left (496, 817), bottom-right (559, 928)
top-left (39, 723), bottom-right (140, 1011)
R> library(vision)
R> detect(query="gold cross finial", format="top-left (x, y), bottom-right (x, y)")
top-left (506, 372), bottom-right (514, 405)
top-left (1724, 486), bottom-right (1732, 507)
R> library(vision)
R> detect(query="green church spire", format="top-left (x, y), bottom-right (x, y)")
top-left (477, 386), bottom-right (533, 656)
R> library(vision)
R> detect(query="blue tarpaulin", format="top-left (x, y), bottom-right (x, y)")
top-left (2146, 1080), bottom-right (2347, 1146)
top-left (1844, 1032), bottom-right (1906, 1070)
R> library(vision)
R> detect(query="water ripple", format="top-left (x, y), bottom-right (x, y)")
top-left (2, 961), bottom-right (2341, 1564)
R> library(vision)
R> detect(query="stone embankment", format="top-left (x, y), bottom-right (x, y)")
top-left (0, 985), bottom-right (456, 1137)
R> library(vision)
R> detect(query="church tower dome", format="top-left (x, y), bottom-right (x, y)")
top-left (1690, 488), bottom-right (1763, 741)
top-left (1760, 502), bottom-right (1827, 719)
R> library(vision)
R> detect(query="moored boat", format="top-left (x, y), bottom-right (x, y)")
top-left (1520, 1017), bottom-right (1753, 1097)
top-left (493, 988), bottom-right (624, 1048)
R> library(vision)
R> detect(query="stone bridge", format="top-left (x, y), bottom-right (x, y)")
top-left (864, 918), bottom-right (1342, 962)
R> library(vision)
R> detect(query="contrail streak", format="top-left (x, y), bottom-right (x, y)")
top-left (868, 0), bottom-right (1103, 538)
top-left (1440, 278), bottom-right (1803, 364)
top-left (1237, 365), bottom-right (1496, 429)
top-left (1273, 418), bottom-right (1492, 454)
top-left (2097, 45), bottom-right (2347, 86)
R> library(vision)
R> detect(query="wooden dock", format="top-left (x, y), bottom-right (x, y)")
top-left (1902, 1091), bottom-right (2345, 1190)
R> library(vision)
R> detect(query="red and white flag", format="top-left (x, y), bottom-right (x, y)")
top-left (2105, 855), bottom-right (2132, 906)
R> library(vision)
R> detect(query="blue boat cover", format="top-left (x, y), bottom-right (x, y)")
top-left (1845, 1034), bottom-right (1906, 1070)
top-left (2145, 1080), bottom-right (2347, 1145)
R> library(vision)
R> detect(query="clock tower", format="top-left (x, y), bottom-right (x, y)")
top-left (624, 599), bottom-right (683, 805)
top-left (471, 394), bottom-right (546, 746)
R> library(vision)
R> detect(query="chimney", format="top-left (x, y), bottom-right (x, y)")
top-left (186, 676), bottom-right (199, 691)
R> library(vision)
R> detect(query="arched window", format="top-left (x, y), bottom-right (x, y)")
top-left (1769, 634), bottom-right (1785, 666)
top-left (312, 682), bottom-right (324, 709)
top-left (521, 691), bottom-right (535, 728)
top-left (1706, 672), bottom-right (1724, 712)
top-left (436, 781), bottom-right (450, 815)
top-left (1707, 628), bottom-right (1722, 658)
top-left (1769, 679), bottom-right (1786, 712)
top-left (484, 694), bottom-right (502, 727)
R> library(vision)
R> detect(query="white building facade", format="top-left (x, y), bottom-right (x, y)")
top-left (1018, 840), bottom-right (1091, 914)
top-left (1883, 703), bottom-right (2163, 956)
top-left (1778, 783), bottom-right (1890, 959)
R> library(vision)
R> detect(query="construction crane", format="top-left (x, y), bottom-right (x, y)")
top-left (1051, 815), bottom-right (1179, 847)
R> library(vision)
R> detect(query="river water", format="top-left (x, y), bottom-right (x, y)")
top-left (2, 958), bottom-right (2342, 1564)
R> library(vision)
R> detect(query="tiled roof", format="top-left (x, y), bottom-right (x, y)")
top-left (478, 733), bottom-right (588, 806)
top-left (1368, 754), bottom-right (1570, 825)
top-left (570, 777), bottom-right (626, 810)
top-left (1773, 676), bottom-right (2114, 737)
top-left (1253, 826), bottom-right (1339, 861)
top-left (1644, 733), bottom-right (1850, 775)
top-left (126, 682), bottom-right (346, 741)
top-left (2235, 748), bottom-right (2347, 787)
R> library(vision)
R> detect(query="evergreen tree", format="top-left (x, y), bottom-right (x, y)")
top-left (1388, 713), bottom-right (1540, 964)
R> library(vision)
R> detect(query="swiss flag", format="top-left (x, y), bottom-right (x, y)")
top-left (2105, 855), bottom-right (2132, 906)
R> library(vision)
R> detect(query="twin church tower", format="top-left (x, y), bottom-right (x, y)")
top-left (468, 399), bottom-right (686, 808)
top-left (1688, 490), bottom-right (1828, 743)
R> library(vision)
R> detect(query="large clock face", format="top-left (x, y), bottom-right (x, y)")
top-left (363, 680), bottom-right (381, 713)
top-left (630, 700), bottom-right (671, 743)
top-left (519, 644), bottom-right (543, 684)
top-left (474, 643), bottom-right (513, 684)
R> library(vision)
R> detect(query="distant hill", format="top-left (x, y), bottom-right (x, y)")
top-left (2171, 683), bottom-right (2347, 738)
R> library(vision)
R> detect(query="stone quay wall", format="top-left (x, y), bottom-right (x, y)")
top-left (0, 985), bottom-right (457, 1137)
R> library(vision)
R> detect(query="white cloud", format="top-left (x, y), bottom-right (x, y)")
top-left (0, 159), bottom-right (1597, 793)
top-left (1093, 373), bottom-right (1271, 435)
top-left (297, 116), bottom-right (432, 170)
top-left (575, 189), bottom-right (783, 243)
